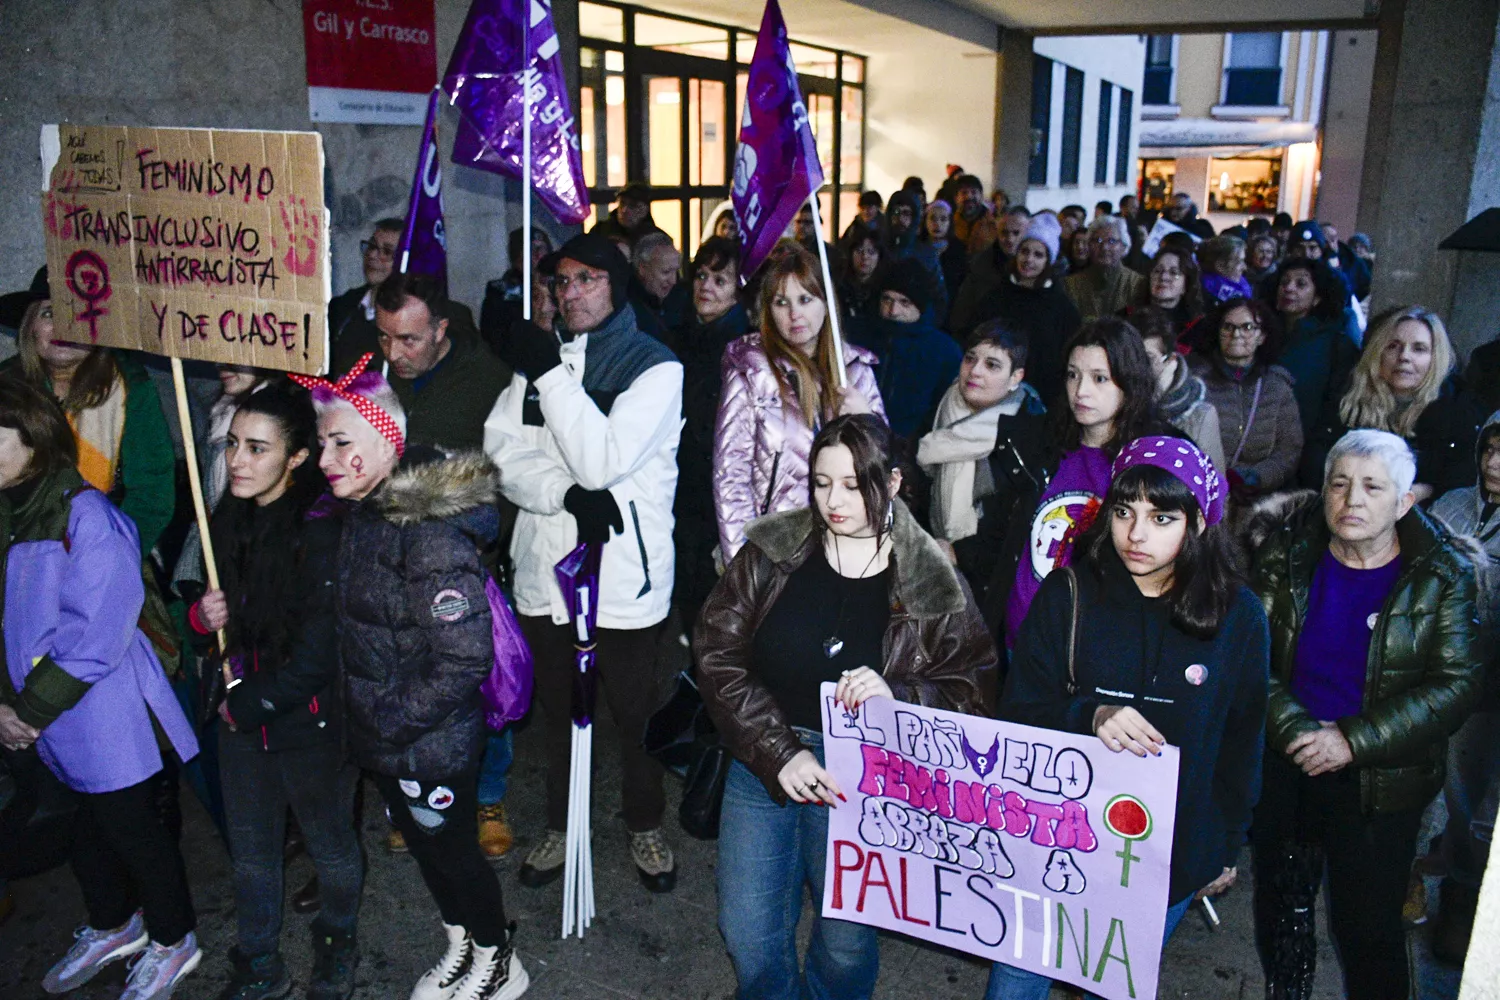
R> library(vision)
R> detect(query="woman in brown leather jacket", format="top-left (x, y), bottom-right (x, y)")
top-left (696, 414), bottom-right (995, 1000)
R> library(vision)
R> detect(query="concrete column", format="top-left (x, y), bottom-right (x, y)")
top-left (1316, 30), bottom-right (1377, 236)
top-left (991, 26), bottom-right (1033, 205)
top-left (1359, 0), bottom-right (1500, 359)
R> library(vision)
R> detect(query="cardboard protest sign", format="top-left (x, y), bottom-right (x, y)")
top-left (1141, 217), bottom-right (1200, 259)
top-left (41, 124), bottom-right (330, 375)
top-left (820, 684), bottom-right (1180, 1000)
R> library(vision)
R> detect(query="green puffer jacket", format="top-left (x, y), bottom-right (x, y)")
top-left (1251, 494), bottom-right (1484, 815)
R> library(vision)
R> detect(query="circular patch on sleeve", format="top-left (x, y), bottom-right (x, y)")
top-left (427, 786), bottom-right (456, 811)
top-left (431, 589), bottom-right (471, 623)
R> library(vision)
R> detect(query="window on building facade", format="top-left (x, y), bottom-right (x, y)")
top-left (1144, 35), bottom-right (1173, 105)
top-left (1029, 56), bottom-right (1053, 186)
top-left (1208, 156), bottom-right (1281, 213)
top-left (1095, 81), bottom-right (1114, 185)
top-left (1223, 32), bottom-right (1284, 107)
top-left (1059, 66), bottom-right (1085, 187)
top-left (576, 3), bottom-right (865, 242)
top-left (1115, 88), bottom-right (1133, 185)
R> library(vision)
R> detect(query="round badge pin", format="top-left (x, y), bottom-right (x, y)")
top-left (427, 786), bottom-right (455, 811)
top-left (1184, 663), bottom-right (1208, 686)
top-left (398, 779), bottom-right (422, 798)
top-left (1366, 613), bottom-right (1379, 630)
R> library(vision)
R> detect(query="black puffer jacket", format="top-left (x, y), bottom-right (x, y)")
top-left (337, 449), bottom-right (499, 779)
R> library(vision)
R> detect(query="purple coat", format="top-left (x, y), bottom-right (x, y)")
top-left (5, 490), bottom-right (197, 793)
top-left (712, 332), bottom-right (885, 562)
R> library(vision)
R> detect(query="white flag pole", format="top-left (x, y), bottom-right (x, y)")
top-left (522, 9), bottom-right (532, 324)
top-left (805, 189), bottom-right (847, 388)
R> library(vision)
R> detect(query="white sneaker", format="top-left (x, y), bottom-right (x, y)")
top-left (449, 925), bottom-right (528, 1000)
top-left (409, 923), bottom-right (472, 1000)
top-left (41, 913), bottom-right (149, 993)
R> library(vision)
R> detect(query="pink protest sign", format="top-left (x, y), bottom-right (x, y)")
top-left (819, 683), bottom-right (1180, 1000)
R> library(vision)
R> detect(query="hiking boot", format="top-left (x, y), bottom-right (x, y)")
top-left (308, 923), bottom-right (358, 1000)
top-left (120, 931), bottom-right (202, 1000)
top-left (1432, 879), bottom-right (1480, 965)
top-left (517, 830), bottom-right (566, 888)
top-left (216, 949), bottom-right (290, 1000)
top-left (410, 923), bottom-right (472, 1000)
top-left (477, 804), bottom-right (515, 859)
top-left (448, 924), bottom-right (528, 1000)
top-left (293, 876), bottom-right (322, 915)
top-left (387, 827), bottom-right (410, 854)
top-left (42, 912), bottom-right (149, 993)
top-left (628, 828), bottom-right (676, 893)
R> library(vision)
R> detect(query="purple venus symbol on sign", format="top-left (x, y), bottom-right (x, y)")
top-left (64, 250), bottom-right (111, 341)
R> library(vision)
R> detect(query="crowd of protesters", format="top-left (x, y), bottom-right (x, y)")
top-left (0, 166), bottom-right (1493, 1000)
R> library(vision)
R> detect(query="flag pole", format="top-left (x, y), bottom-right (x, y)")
top-left (805, 189), bottom-right (847, 389)
top-left (169, 357), bottom-right (226, 652)
top-left (522, 10), bottom-right (532, 323)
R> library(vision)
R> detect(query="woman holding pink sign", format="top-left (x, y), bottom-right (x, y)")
top-left (990, 436), bottom-right (1270, 1000)
top-left (697, 413), bottom-right (994, 1000)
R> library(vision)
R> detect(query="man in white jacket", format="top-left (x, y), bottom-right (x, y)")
top-left (484, 233), bottom-right (684, 892)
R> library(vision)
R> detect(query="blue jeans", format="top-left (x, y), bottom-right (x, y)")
top-left (984, 896), bottom-right (1193, 1000)
top-left (476, 728), bottom-right (513, 807)
top-left (718, 733), bottom-right (879, 1000)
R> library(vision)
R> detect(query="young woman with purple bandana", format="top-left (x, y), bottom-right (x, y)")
top-left (991, 436), bottom-right (1270, 1000)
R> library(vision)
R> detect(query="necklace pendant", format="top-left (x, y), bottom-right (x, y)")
top-left (823, 636), bottom-right (844, 658)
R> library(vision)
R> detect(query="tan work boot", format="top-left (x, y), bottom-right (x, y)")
top-left (477, 803), bottom-right (515, 858)
top-left (386, 826), bottom-right (409, 855)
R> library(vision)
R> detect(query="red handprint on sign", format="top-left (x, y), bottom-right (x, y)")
top-left (278, 198), bottom-right (320, 278)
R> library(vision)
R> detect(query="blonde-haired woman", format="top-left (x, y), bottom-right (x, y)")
top-left (713, 242), bottom-right (886, 563)
top-left (1, 269), bottom-right (175, 555)
top-left (1302, 305), bottom-right (1484, 500)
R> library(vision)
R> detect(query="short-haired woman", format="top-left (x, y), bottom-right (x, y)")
top-left (714, 243), bottom-right (884, 563)
top-left (300, 357), bottom-right (528, 1000)
top-left (0, 376), bottom-right (202, 999)
top-left (1265, 257), bottom-right (1361, 444)
top-left (1248, 429), bottom-right (1484, 1000)
top-left (1301, 306), bottom-right (1484, 500)
top-left (988, 436), bottom-right (1269, 1000)
top-left (1188, 297), bottom-right (1304, 497)
top-left (1198, 235), bottom-right (1254, 304)
top-left (698, 413), bottom-right (994, 1000)
top-left (1131, 246), bottom-right (1204, 335)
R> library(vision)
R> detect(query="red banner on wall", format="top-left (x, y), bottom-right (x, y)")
top-left (303, 0), bottom-right (438, 125)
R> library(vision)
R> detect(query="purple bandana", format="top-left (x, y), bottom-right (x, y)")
top-left (1112, 436), bottom-right (1225, 526)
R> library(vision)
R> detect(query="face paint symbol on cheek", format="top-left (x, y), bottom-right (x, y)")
top-left (351, 454), bottom-right (364, 478)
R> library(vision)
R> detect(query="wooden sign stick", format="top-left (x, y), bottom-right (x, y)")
top-left (169, 357), bottom-right (226, 651)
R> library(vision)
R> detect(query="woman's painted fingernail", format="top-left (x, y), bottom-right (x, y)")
top-left (837, 792), bottom-right (848, 802)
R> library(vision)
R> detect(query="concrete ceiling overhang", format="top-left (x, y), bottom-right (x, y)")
top-left (633, 0), bottom-right (1377, 52)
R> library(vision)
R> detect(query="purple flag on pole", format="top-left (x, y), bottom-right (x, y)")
top-left (442, 0), bottom-right (590, 225)
top-left (397, 89), bottom-right (449, 289)
top-left (733, 0), bottom-right (825, 279)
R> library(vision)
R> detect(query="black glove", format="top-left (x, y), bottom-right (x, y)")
top-left (564, 486), bottom-right (624, 545)
top-left (509, 318), bottom-right (562, 379)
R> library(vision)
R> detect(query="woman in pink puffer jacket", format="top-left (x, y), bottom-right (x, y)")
top-left (713, 243), bottom-right (886, 562)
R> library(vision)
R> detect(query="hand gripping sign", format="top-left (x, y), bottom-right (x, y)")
top-left (820, 684), bottom-right (1180, 1000)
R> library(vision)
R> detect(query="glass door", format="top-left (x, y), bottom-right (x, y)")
top-left (634, 47), bottom-right (733, 253)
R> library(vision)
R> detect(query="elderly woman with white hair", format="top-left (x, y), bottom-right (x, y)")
top-left (293, 355), bottom-right (530, 1000)
top-left (1247, 428), bottom-right (1484, 1000)
top-left (1063, 215), bottom-right (1144, 322)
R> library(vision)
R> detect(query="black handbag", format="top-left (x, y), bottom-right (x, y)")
top-left (678, 741), bottom-right (731, 840)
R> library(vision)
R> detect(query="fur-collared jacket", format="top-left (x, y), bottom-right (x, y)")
top-left (695, 501), bottom-right (996, 803)
top-left (336, 448), bottom-right (500, 780)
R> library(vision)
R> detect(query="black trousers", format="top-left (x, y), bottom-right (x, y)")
top-left (373, 773), bottom-right (508, 947)
top-left (519, 616), bottom-right (667, 833)
top-left (70, 773), bottom-right (197, 946)
top-left (219, 731), bottom-right (363, 956)
top-left (1251, 752), bottom-right (1421, 1000)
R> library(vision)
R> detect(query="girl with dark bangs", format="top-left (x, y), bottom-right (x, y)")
top-left (187, 383), bottom-right (363, 1000)
top-left (988, 437), bottom-right (1270, 1000)
top-left (979, 317), bottom-right (1174, 649)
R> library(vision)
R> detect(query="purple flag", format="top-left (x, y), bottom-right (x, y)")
top-left (733, 0), bottom-right (825, 278)
top-left (397, 89), bottom-right (449, 289)
top-left (554, 543), bottom-right (602, 726)
top-left (443, 0), bottom-right (590, 225)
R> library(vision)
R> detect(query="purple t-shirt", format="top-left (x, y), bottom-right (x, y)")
top-left (1291, 549), bottom-right (1402, 720)
top-left (1004, 446), bottom-right (1113, 649)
